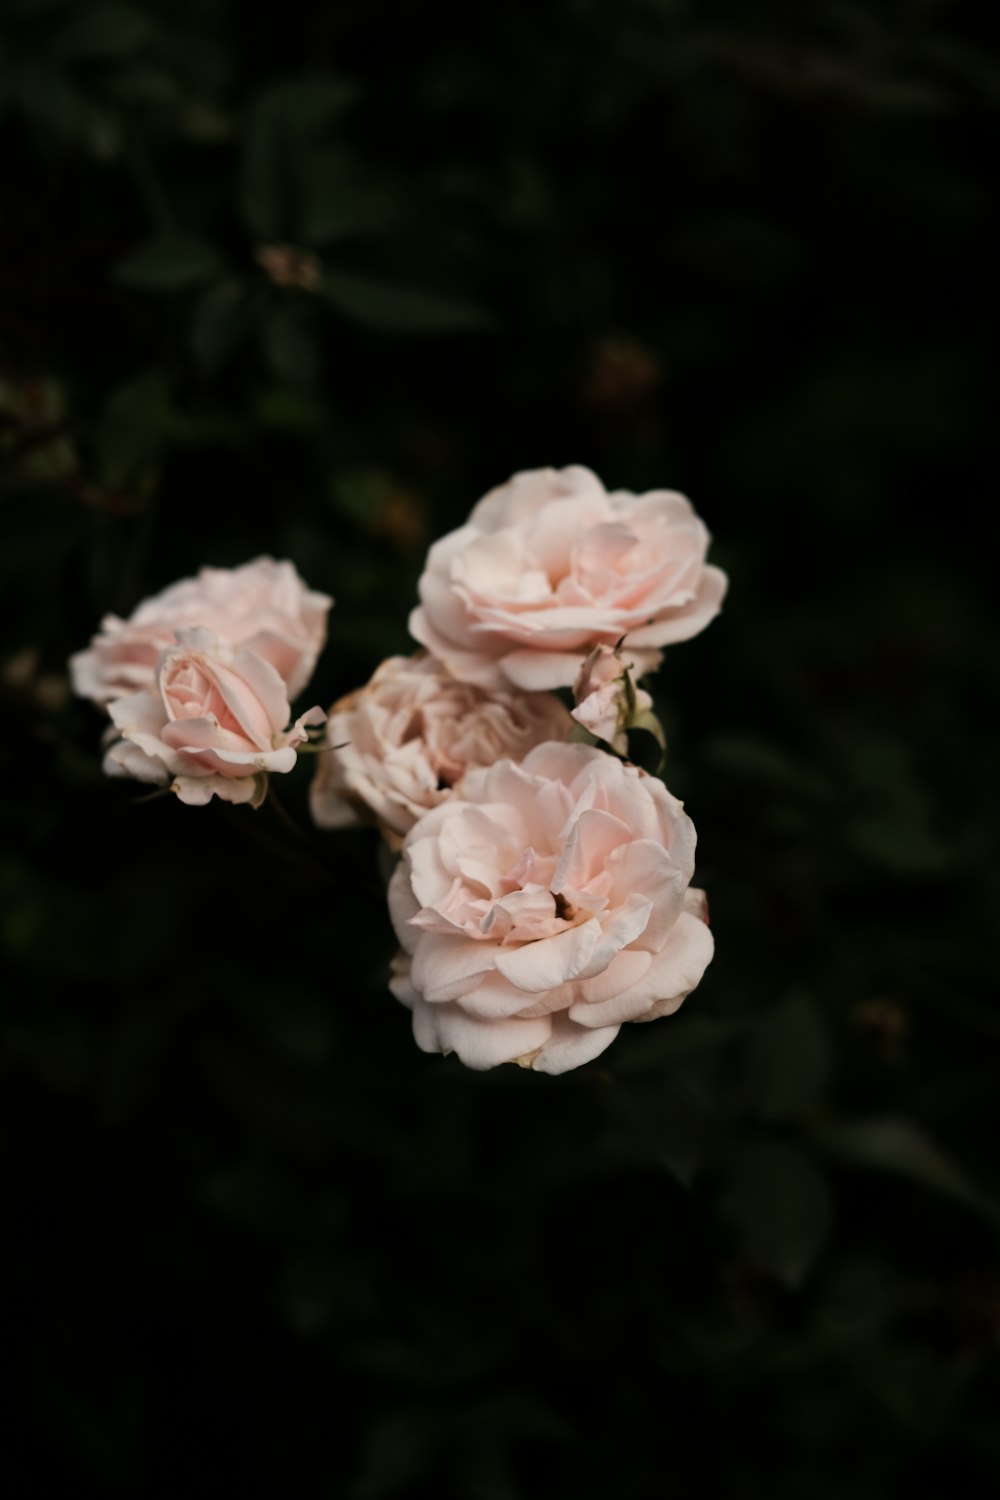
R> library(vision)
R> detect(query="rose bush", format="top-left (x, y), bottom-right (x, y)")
top-left (104, 627), bottom-right (324, 806)
top-left (388, 741), bottom-right (713, 1073)
top-left (71, 556), bottom-right (332, 706)
top-left (408, 465), bottom-right (727, 690)
top-left (311, 651), bottom-right (571, 844)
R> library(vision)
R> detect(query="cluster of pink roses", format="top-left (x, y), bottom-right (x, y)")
top-left (74, 466), bottom-right (726, 1074)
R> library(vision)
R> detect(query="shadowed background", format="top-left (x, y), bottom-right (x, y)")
top-left (1, 1), bottom-right (998, 1495)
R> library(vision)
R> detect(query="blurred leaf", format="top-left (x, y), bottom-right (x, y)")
top-left (114, 235), bottom-right (224, 293)
top-left (816, 1117), bottom-right (998, 1222)
top-left (95, 368), bottom-right (170, 492)
top-left (352, 1408), bottom-right (439, 1499)
top-left (8, 63), bottom-right (118, 154)
top-left (191, 280), bottom-right (262, 375)
top-left (298, 158), bottom-right (399, 245)
top-left (719, 1141), bottom-right (834, 1287)
top-left (52, 3), bottom-right (154, 58)
top-left (240, 73), bottom-right (358, 239)
top-left (746, 992), bottom-right (832, 1122)
top-left (845, 816), bottom-right (961, 878)
top-left (615, 1013), bottom-right (746, 1072)
top-left (704, 733), bottom-right (832, 803)
top-left (260, 303), bottom-right (323, 385)
top-left (322, 269), bottom-right (491, 334)
top-left (255, 387), bottom-right (325, 433)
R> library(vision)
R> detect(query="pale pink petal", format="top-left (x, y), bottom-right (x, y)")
top-left (574, 947), bottom-right (652, 1005)
top-left (388, 862), bottom-right (423, 954)
top-left (494, 919), bottom-right (602, 993)
top-left (498, 648), bottom-right (587, 691)
top-left (455, 971), bottom-right (546, 1019)
top-left (103, 738), bottom-right (169, 784)
top-left (552, 808), bottom-right (632, 894)
top-left (171, 772), bottom-right (259, 806)
top-left (531, 1018), bottom-right (621, 1075)
top-left (632, 912), bottom-right (715, 1022)
top-left (432, 1005), bottom-right (554, 1070)
top-left (410, 934), bottom-right (497, 1003)
top-left (574, 891), bottom-right (653, 979)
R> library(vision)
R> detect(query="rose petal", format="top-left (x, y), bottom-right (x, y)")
top-left (494, 918), bottom-right (602, 993)
top-left (530, 1017), bottom-right (621, 1075)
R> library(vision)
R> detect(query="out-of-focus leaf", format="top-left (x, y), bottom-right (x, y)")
top-left (260, 303), bottom-right (323, 385)
top-left (254, 388), bottom-right (324, 433)
top-left (114, 235), bottom-right (224, 293)
top-left (816, 1116), bottom-right (998, 1221)
top-left (9, 64), bottom-right (118, 155)
top-left (352, 1408), bottom-right (440, 1500)
top-left (95, 368), bottom-right (170, 492)
top-left (614, 1013), bottom-right (746, 1072)
top-left (704, 733), bottom-right (832, 802)
top-left (719, 1141), bottom-right (834, 1287)
top-left (240, 73), bottom-right (358, 239)
top-left (297, 156), bottom-right (399, 245)
top-left (52, 3), bottom-right (154, 58)
top-left (191, 280), bottom-right (261, 374)
top-left (321, 269), bottom-right (490, 334)
top-left (746, 992), bottom-right (832, 1122)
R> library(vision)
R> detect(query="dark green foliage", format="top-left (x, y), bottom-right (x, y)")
top-left (2, 0), bottom-right (999, 1495)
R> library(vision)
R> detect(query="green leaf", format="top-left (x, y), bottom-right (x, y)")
top-left (255, 75), bottom-right (358, 139)
top-left (114, 235), bottom-right (224, 293)
top-left (95, 368), bottom-right (171, 493)
top-left (240, 73), bottom-right (358, 240)
top-left (816, 1116), bottom-right (998, 1221)
top-left (191, 280), bottom-right (261, 375)
top-left (53, 3), bottom-right (154, 58)
top-left (297, 157), bottom-right (399, 246)
top-left (746, 992), bottom-right (832, 1122)
top-left (719, 1141), bottom-right (833, 1287)
top-left (353, 1409), bottom-right (440, 1500)
top-left (322, 269), bottom-right (491, 334)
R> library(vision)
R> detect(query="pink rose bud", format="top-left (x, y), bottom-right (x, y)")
top-left (255, 244), bottom-right (322, 292)
top-left (571, 642), bottom-right (659, 757)
top-left (104, 627), bottom-right (325, 806)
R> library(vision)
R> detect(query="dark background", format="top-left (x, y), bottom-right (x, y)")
top-left (2, 1), bottom-right (998, 1495)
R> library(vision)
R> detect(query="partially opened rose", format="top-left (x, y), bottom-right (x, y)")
top-left (408, 465), bottom-right (727, 691)
top-left (388, 741), bottom-right (713, 1073)
top-left (571, 641), bottom-right (656, 755)
top-left (71, 556), bottom-right (332, 706)
top-left (310, 651), bottom-right (572, 844)
top-left (104, 627), bottom-right (324, 806)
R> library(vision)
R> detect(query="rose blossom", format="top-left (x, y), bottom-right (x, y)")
top-left (310, 651), bottom-right (572, 844)
top-left (408, 465), bottom-right (727, 691)
top-left (388, 741), bottom-right (713, 1073)
top-left (71, 556), bottom-right (331, 706)
top-left (104, 627), bottom-right (324, 806)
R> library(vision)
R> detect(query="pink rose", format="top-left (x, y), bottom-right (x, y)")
top-left (408, 465), bottom-right (727, 691)
top-left (311, 651), bottom-right (572, 845)
top-left (388, 741), bottom-right (713, 1073)
top-left (571, 642), bottom-right (655, 755)
top-left (71, 556), bottom-right (332, 706)
top-left (104, 628), bottom-right (324, 806)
